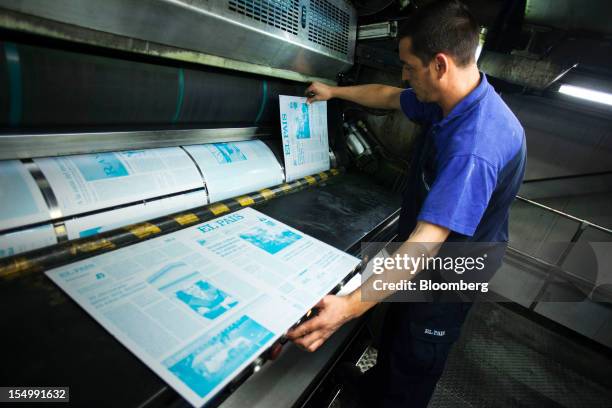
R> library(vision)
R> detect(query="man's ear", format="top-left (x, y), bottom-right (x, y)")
top-left (433, 53), bottom-right (449, 78)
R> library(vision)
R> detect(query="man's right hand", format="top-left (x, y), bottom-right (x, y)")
top-left (305, 82), bottom-right (334, 104)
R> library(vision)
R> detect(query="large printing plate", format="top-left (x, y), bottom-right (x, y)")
top-left (46, 207), bottom-right (360, 407)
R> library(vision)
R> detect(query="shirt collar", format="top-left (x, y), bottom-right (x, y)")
top-left (436, 72), bottom-right (489, 128)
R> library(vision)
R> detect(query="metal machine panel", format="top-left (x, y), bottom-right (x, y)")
top-left (0, 0), bottom-right (357, 80)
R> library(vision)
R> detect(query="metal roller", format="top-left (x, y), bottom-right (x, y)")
top-left (0, 168), bottom-right (343, 280)
top-left (0, 41), bottom-right (305, 131)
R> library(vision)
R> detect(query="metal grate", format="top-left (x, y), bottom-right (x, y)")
top-left (308, 0), bottom-right (350, 55)
top-left (429, 302), bottom-right (612, 408)
top-left (228, 0), bottom-right (300, 35)
top-left (355, 346), bottom-right (378, 374)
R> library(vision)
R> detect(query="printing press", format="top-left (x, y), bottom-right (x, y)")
top-left (4, 1), bottom-right (612, 407)
top-left (0, 1), bottom-right (408, 406)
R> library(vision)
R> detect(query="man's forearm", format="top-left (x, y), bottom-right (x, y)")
top-left (346, 288), bottom-right (377, 318)
top-left (343, 222), bottom-right (450, 320)
top-left (332, 84), bottom-right (402, 110)
top-left (343, 242), bottom-right (433, 320)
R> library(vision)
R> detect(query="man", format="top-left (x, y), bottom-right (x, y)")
top-left (286, 0), bottom-right (526, 406)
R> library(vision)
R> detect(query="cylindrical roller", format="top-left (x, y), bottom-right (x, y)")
top-left (0, 168), bottom-right (343, 279)
top-left (0, 41), bottom-right (304, 131)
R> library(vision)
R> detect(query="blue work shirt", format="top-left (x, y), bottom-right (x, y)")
top-left (397, 73), bottom-right (526, 243)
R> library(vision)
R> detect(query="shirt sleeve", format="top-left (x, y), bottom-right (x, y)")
top-left (400, 89), bottom-right (441, 124)
top-left (418, 154), bottom-right (497, 236)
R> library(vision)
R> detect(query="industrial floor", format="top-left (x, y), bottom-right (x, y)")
top-left (346, 302), bottom-right (612, 408)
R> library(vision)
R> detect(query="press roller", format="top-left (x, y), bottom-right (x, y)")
top-left (0, 1), bottom-right (403, 407)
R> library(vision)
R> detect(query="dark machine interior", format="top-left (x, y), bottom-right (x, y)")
top-left (0, 1), bottom-right (611, 407)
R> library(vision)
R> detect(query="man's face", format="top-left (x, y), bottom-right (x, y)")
top-left (399, 37), bottom-right (438, 103)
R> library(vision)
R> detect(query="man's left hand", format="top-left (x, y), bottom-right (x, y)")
top-left (286, 295), bottom-right (354, 352)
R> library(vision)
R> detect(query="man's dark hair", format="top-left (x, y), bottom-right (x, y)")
top-left (399, 0), bottom-right (479, 67)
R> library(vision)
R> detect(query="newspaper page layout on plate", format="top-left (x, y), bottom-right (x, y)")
top-left (46, 207), bottom-right (360, 407)
top-left (0, 224), bottom-right (57, 259)
top-left (183, 141), bottom-right (284, 203)
top-left (279, 95), bottom-right (330, 182)
top-left (64, 190), bottom-right (208, 240)
top-left (34, 147), bottom-right (204, 217)
top-left (0, 160), bottom-right (51, 230)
